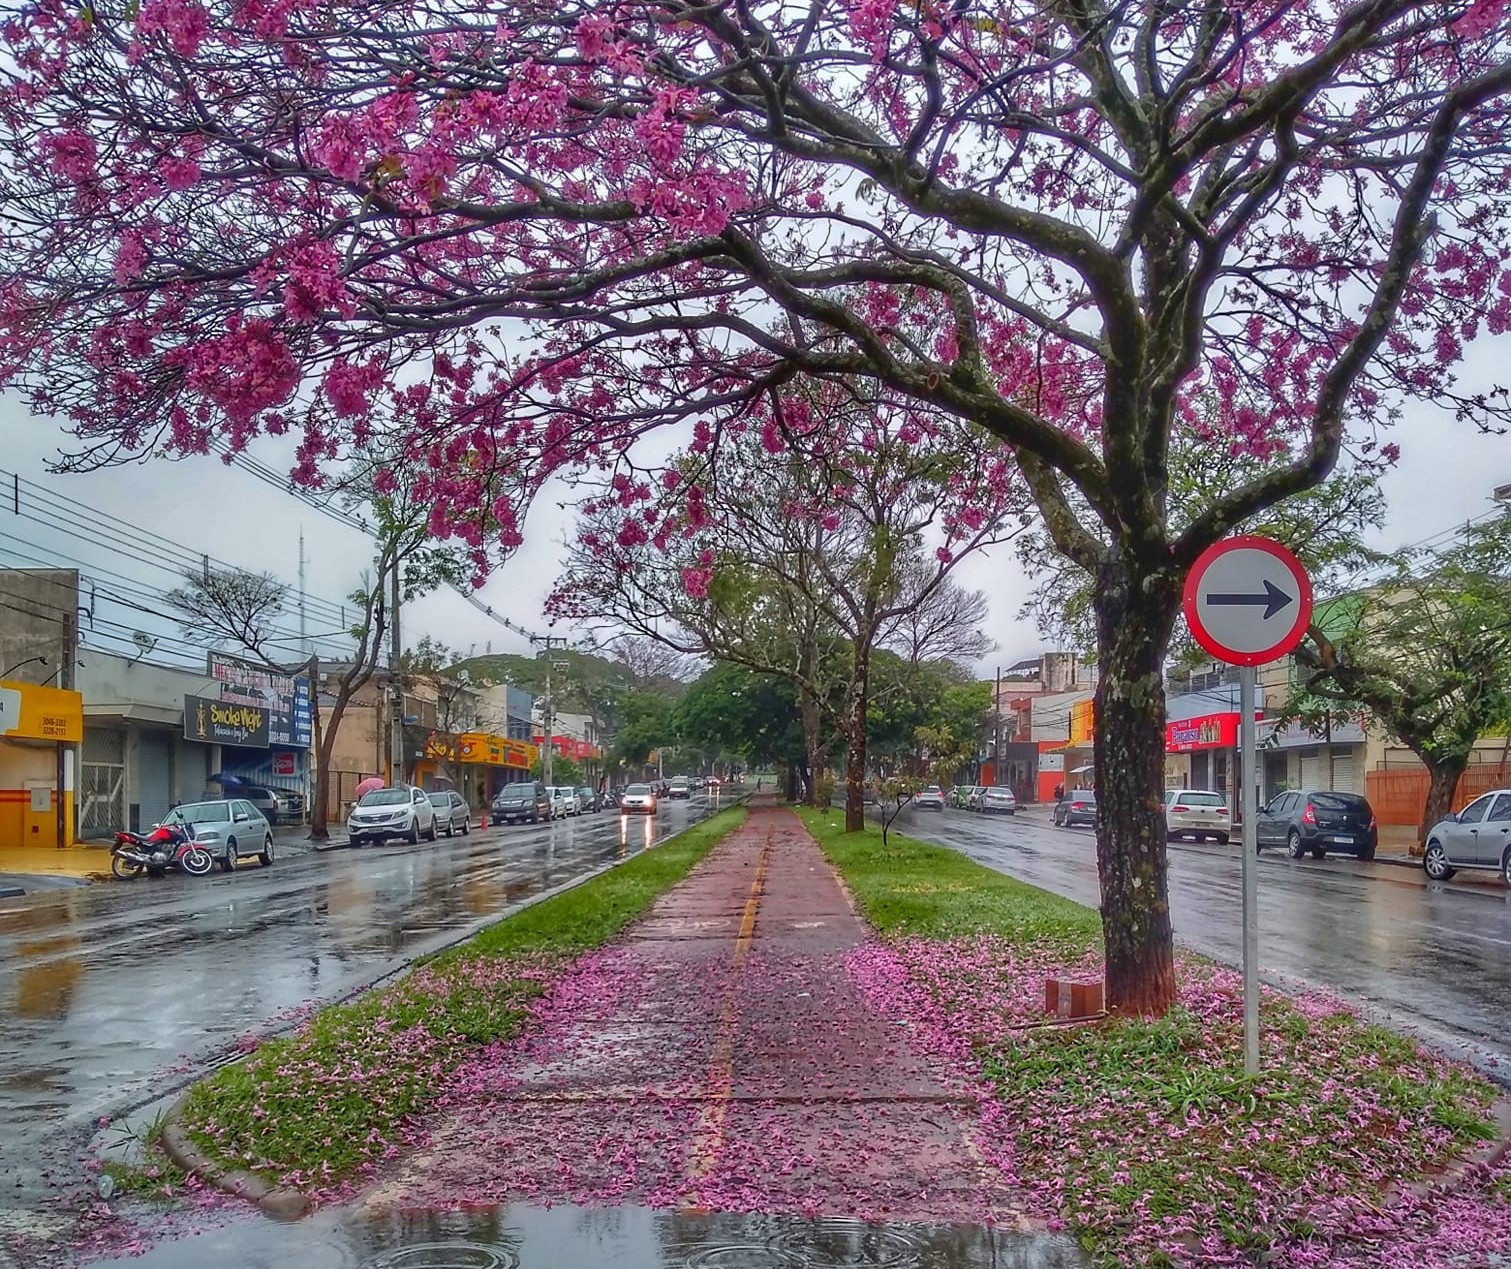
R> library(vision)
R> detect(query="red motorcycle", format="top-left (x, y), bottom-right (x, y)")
top-left (111, 822), bottom-right (214, 879)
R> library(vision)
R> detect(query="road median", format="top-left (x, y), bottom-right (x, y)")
top-left (798, 807), bottom-right (1511, 1267)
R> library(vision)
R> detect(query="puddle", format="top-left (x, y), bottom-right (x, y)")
top-left (77, 1204), bottom-right (1088, 1269)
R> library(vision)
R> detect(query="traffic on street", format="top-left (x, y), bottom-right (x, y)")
top-left (0, 788), bottom-right (736, 1207)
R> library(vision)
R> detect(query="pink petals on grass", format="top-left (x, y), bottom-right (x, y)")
top-left (851, 935), bottom-right (1511, 1267)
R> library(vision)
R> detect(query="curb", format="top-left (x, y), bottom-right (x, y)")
top-left (159, 1110), bottom-right (310, 1220)
top-left (154, 797), bottom-right (751, 1219)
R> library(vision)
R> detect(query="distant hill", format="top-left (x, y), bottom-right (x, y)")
top-left (449, 647), bottom-right (688, 718)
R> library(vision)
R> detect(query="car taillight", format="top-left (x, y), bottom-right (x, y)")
top-left (1172, 804), bottom-right (1188, 813)
top-left (1368, 813), bottom-right (1377, 831)
top-left (1073, 801), bottom-right (1088, 810)
top-left (1303, 801), bottom-right (1317, 825)
top-left (1217, 807), bottom-right (1228, 816)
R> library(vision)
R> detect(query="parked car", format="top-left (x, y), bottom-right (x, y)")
top-left (1256, 789), bottom-right (1377, 860)
top-left (1423, 789), bottom-right (1511, 883)
top-left (668, 776), bottom-right (691, 800)
top-left (428, 789), bottom-right (472, 837)
top-left (979, 787), bottom-right (1017, 815)
top-left (1054, 790), bottom-right (1097, 828)
top-left (347, 785), bottom-right (438, 846)
top-left (492, 781), bottom-right (552, 824)
top-left (165, 798), bottom-right (273, 871)
top-left (550, 786), bottom-right (582, 817)
top-left (1163, 789), bottom-right (1230, 843)
top-left (577, 786), bottom-right (602, 813)
top-left (914, 785), bottom-right (945, 810)
top-left (966, 786), bottom-right (989, 811)
top-left (621, 782), bottom-right (658, 814)
top-left (242, 785), bottom-right (287, 822)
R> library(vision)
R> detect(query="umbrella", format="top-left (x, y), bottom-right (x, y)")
top-left (354, 776), bottom-right (387, 798)
top-left (1070, 765), bottom-right (1094, 774)
top-left (208, 773), bottom-right (247, 788)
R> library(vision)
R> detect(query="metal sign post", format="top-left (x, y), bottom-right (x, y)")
top-left (1238, 664), bottom-right (1260, 1074)
top-left (1183, 535), bottom-right (1313, 1077)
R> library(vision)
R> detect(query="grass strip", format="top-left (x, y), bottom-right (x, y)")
top-left (181, 806), bottom-right (747, 1191)
top-left (799, 806), bottom-right (1499, 1265)
top-left (796, 806), bottom-right (1100, 952)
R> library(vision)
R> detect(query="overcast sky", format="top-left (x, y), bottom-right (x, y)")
top-left (0, 363), bottom-right (1505, 681)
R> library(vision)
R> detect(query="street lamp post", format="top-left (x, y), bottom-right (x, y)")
top-left (1, 655), bottom-right (47, 680)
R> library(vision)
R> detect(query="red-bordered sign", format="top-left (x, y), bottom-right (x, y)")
top-left (1182, 535), bottom-right (1313, 667)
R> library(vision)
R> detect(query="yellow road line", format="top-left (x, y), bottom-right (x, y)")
top-left (681, 833), bottom-right (770, 1200)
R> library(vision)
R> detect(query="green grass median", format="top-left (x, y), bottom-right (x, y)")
top-left (179, 807), bottom-right (746, 1193)
top-left (798, 806), bottom-right (1500, 1266)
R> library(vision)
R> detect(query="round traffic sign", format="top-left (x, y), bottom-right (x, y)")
top-left (1182, 535), bottom-right (1313, 667)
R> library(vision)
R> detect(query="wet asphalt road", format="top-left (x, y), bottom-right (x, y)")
top-left (0, 794), bottom-right (734, 1204)
top-left (892, 805), bottom-right (1511, 1076)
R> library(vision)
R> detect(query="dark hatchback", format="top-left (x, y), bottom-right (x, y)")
top-left (1053, 791), bottom-right (1097, 828)
top-left (1256, 789), bottom-right (1377, 860)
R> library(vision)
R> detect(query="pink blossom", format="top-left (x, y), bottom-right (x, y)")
top-left (136, 0), bottom-right (212, 57)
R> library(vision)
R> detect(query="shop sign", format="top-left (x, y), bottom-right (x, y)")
top-left (0, 679), bottom-right (84, 743)
top-left (458, 732), bottom-right (505, 764)
top-left (504, 739), bottom-right (536, 769)
top-left (1039, 751), bottom-right (1065, 773)
top-left (1069, 700), bottom-right (1096, 744)
top-left (184, 692), bottom-right (270, 748)
top-left (424, 731), bottom-right (456, 760)
top-left (208, 653), bottom-right (312, 749)
top-left (1165, 711), bottom-right (1264, 753)
top-left (271, 751), bottom-right (297, 777)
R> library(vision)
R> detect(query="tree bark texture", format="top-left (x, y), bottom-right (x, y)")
top-left (843, 645), bottom-right (870, 832)
top-left (801, 685), bottom-right (826, 808)
top-left (1419, 758), bottom-right (1467, 848)
top-left (1093, 562), bottom-right (1180, 1016)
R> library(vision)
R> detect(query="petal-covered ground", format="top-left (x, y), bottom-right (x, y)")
top-left (363, 808), bottom-right (1031, 1228)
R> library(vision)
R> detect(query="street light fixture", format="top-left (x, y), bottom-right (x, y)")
top-left (1, 655), bottom-right (47, 680)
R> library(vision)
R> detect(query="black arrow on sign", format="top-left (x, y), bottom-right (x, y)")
top-left (1205, 579), bottom-right (1293, 620)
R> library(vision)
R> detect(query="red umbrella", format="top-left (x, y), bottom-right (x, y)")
top-left (354, 776), bottom-right (387, 798)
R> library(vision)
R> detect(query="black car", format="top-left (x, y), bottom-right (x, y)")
top-left (576, 786), bottom-right (601, 813)
top-left (491, 781), bottom-right (552, 824)
top-left (1255, 789), bottom-right (1377, 860)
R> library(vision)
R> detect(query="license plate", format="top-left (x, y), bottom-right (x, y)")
top-left (1327, 834), bottom-right (1355, 844)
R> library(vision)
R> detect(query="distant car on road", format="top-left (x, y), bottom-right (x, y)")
top-left (1054, 791), bottom-right (1097, 828)
top-left (549, 786), bottom-right (582, 817)
top-left (428, 789), bottom-right (472, 837)
top-left (576, 786), bottom-right (603, 813)
top-left (621, 783), bottom-right (658, 814)
top-left (668, 776), bottom-right (691, 800)
top-left (914, 785), bottom-right (945, 811)
top-left (1256, 789), bottom-right (1376, 860)
top-left (979, 787), bottom-right (1017, 815)
top-left (1163, 789), bottom-right (1230, 843)
top-left (1424, 789), bottom-right (1511, 884)
top-left (492, 781), bottom-right (552, 824)
top-left (348, 786), bottom-right (437, 846)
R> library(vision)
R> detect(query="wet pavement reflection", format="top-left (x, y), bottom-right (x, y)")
top-left (76, 1202), bottom-right (1086, 1269)
top-left (894, 806), bottom-right (1511, 1073)
top-left (0, 797), bottom-right (730, 1204)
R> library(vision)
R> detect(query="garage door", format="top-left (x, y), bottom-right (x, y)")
top-left (1330, 754), bottom-right (1359, 795)
top-left (1299, 752), bottom-right (1323, 789)
top-left (136, 732), bottom-right (173, 830)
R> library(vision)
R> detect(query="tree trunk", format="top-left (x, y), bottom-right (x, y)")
top-left (1092, 561), bottom-right (1180, 1017)
top-left (800, 685), bottom-right (826, 808)
top-left (843, 644), bottom-right (870, 832)
top-left (1418, 757), bottom-right (1466, 848)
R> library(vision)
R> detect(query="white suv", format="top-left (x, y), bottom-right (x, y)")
top-left (1163, 789), bottom-right (1230, 843)
top-left (347, 786), bottom-right (438, 846)
top-left (549, 786), bottom-right (582, 817)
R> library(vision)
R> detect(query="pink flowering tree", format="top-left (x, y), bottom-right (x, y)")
top-left (550, 386), bottom-right (1012, 829)
top-left (1, 0), bottom-right (1508, 1012)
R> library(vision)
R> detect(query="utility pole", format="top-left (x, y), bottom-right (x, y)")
top-left (536, 635), bottom-right (567, 789)
top-left (389, 565), bottom-right (403, 786)
top-left (993, 664), bottom-right (1003, 788)
top-left (57, 612), bottom-right (75, 849)
top-left (297, 526), bottom-right (307, 657)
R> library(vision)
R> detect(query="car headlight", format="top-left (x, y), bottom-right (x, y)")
top-left (196, 830), bottom-right (221, 842)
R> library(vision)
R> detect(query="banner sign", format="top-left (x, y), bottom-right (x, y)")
top-left (184, 692), bottom-right (270, 748)
top-left (209, 653), bottom-right (312, 749)
top-left (1166, 711), bottom-right (1264, 753)
top-left (0, 679), bottom-right (83, 743)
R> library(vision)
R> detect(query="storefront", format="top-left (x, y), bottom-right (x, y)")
top-left (206, 654), bottom-right (312, 818)
top-left (1258, 717), bottom-right (1367, 800)
top-left (0, 679), bottom-right (83, 850)
top-left (1164, 698), bottom-right (1265, 804)
top-left (458, 732), bottom-right (538, 804)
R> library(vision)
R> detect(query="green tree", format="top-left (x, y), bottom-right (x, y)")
top-left (611, 689), bottom-right (675, 773)
top-left (1293, 517), bottom-right (1511, 847)
top-left (673, 662), bottom-right (810, 783)
top-left (531, 752), bottom-right (583, 787)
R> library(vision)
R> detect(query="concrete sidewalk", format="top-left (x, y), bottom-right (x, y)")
top-left (363, 804), bottom-right (1037, 1228)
